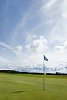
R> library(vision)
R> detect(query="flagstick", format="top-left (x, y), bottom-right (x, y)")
top-left (43, 60), bottom-right (45, 90)
top-left (43, 55), bottom-right (48, 90)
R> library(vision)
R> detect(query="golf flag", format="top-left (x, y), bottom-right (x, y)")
top-left (44, 55), bottom-right (48, 61)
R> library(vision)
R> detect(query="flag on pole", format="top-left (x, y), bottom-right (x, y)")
top-left (44, 55), bottom-right (48, 61)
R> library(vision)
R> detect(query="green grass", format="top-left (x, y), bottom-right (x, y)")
top-left (0, 73), bottom-right (67, 100)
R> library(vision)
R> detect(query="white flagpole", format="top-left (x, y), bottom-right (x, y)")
top-left (43, 57), bottom-right (45, 90)
top-left (43, 55), bottom-right (48, 90)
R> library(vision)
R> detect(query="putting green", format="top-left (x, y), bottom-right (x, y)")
top-left (0, 73), bottom-right (67, 100)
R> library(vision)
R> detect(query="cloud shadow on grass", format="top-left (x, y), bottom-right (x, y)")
top-left (11, 89), bottom-right (44, 94)
top-left (12, 91), bottom-right (25, 93)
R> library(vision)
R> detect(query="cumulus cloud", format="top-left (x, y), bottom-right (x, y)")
top-left (23, 35), bottom-right (49, 65)
top-left (26, 35), bottom-right (48, 54)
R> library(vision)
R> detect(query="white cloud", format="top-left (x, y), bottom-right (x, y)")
top-left (0, 41), bottom-right (24, 57)
top-left (55, 46), bottom-right (64, 53)
top-left (11, 14), bottom-right (28, 42)
top-left (23, 35), bottom-right (49, 65)
top-left (0, 42), bottom-right (26, 65)
top-left (15, 45), bottom-right (23, 53)
top-left (40, 0), bottom-right (57, 13)
top-left (26, 34), bottom-right (37, 43)
top-left (55, 41), bottom-right (67, 52)
top-left (45, 0), bottom-right (57, 8)
top-left (61, 0), bottom-right (67, 11)
top-left (1, 0), bottom-right (67, 72)
top-left (62, 11), bottom-right (67, 19)
top-left (26, 35), bottom-right (48, 54)
top-left (61, 0), bottom-right (67, 19)
top-left (32, 34), bottom-right (37, 38)
top-left (14, 45), bottom-right (24, 58)
top-left (0, 56), bottom-right (10, 65)
top-left (53, 41), bottom-right (67, 65)
top-left (0, 42), bottom-right (13, 50)
top-left (64, 41), bottom-right (67, 47)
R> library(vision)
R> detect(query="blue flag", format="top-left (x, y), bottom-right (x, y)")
top-left (44, 55), bottom-right (48, 61)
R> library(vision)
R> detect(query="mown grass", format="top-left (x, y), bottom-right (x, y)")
top-left (0, 73), bottom-right (67, 100)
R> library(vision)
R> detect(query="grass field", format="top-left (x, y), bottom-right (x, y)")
top-left (0, 73), bottom-right (67, 100)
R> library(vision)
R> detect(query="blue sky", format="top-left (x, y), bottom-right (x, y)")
top-left (0, 0), bottom-right (67, 71)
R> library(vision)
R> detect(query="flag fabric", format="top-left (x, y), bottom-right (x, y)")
top-left (44, 55), bottom-right (48, 61)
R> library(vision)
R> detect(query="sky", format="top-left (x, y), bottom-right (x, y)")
top-left (0, 0), bottom-right (67, 71)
